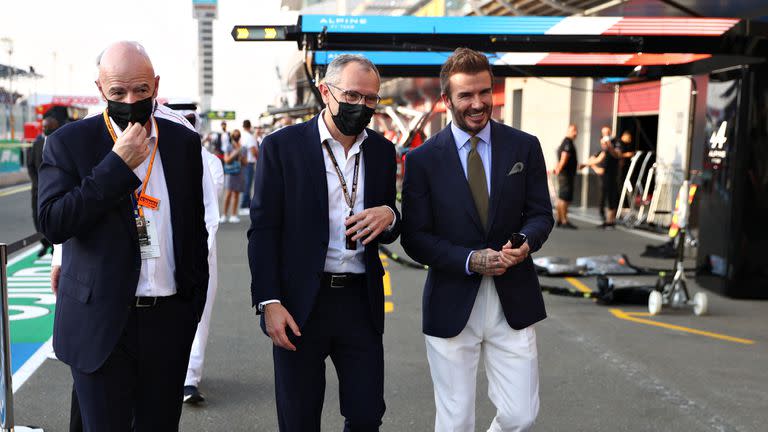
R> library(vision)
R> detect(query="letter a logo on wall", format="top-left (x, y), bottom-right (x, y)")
top-left (710, 121), bottom-right (728, 149)
top-left (707, 121), bottom-right (728, 166)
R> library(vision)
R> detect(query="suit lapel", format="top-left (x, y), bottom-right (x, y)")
top-left (487, 121), bottom-right (513, 232)
top-left (302, 116), bottom-right (330, 243)
top-left (99, 116), bottom-right (138, 241)
top-left (156, 119), bottom-right (183, 258)
top-left (440, 127), bottom-right (484, 233)
top-left (362, 135), bottom-right (374, 209)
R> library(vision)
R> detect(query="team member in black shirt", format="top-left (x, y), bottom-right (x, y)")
top-left (581, 128), bottom-right (634, 228)
top-left (553, 124), bottom-right (579, 229)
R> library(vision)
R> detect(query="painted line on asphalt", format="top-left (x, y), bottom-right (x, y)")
top-left (5, 245), bottom-right (56, 393)
top-left (609, 309), bottom-right (755, 345)
top-left (380, 254), bottom-right (394, 313)
top-left (562, 278), bottom-right (755, 345)
top-left (0, 184), bottom-right (31, 198)
top-left (565, 277), bottom-right (593, 294)
top-left (12, 339), bottom-right (53, 393)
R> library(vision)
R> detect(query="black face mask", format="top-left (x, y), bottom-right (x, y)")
top-left (328, 90), bottom-right (375, 136)
top-left (43, 128), bottom-right (56, 136)
top-left (107, 96), bottom-right (154, 130)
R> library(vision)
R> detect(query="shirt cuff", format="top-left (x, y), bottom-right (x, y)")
top-left (384, 206), bottom-right (397, 231)
top-left (465, 251), bottom-right (474, 275)
top-left (51, 244), bottom-right (62, 267)
top-left (258, 299), bottom-right (281, 312)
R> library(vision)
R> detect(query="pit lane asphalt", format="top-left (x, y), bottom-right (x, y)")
top-left (11, 217), bottom-right (768, 431)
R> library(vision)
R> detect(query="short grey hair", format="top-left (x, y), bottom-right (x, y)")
top-left (323, 54), bottom-right (380, 85)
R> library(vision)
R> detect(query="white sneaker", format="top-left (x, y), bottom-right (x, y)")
top-left (219, 215), bottom-right (228, 223)
top-left (238, 208), bottom-right (249, 216)
top-left (228, 215), bottom-right (241, 223)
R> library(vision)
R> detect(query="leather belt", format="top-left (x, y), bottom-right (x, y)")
top-left (134, 296), bottom-right (171, 308)
top-left (321, 272), bottom-right (365, 289)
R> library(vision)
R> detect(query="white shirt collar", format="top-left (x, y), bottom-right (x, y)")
top-left (451, 120), bottom-right (491, 151)
top-left (318, 109), bottom-right (368, 156)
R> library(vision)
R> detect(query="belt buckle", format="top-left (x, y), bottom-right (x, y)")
top-left (135, 297), bottom-right (158, 308)
top-left (329, 274), bottom-right (346, 289)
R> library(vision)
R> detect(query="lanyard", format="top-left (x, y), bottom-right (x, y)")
top-left (103, 111), bottom-right (159, 217)
top-left (322, 140), bottom-right (360, 213)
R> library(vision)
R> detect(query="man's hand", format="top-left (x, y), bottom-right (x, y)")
top-left (51, 265), bottom-right (61, 297)
top-left (500, 241), bottom-right (530, 267)
top-left (264, 303), bottom-right (301, 351)
top-left (345, 206), bottom-right (395, 245)
top-left (469, 249), bottom-right (508, 276)
top-left (113, 123), bottom-right (152, 169)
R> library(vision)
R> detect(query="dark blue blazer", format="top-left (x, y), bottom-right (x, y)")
top-left (38, 115), bottom-right (209, 373)
top-left (401, 121), bottom-right (554, 338)
top-left (247, 115), bottom-right (401, 335)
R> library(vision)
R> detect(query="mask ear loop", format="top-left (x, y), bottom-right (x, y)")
top-left (325, 84), bottom-right (342, 117)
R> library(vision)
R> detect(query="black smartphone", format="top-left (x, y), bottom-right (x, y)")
top-left (509, 232), bottom-right (527, 249)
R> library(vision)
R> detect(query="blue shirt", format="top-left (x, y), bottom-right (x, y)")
top-left (451, 121), bottom-right (492, 195)
top-left (450, 121), bottom-right (493, 274)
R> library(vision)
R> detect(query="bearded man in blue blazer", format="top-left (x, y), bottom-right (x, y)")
top-left (402, 48), bottom-right (554, 432)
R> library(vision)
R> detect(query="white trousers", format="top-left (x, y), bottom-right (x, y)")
top-left (185, 235), bottom-right (218, 387)
top-left (425, 276), bottom-right (539, 432)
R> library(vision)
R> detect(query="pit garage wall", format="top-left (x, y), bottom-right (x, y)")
top-left (656, 76), bottom-right (709, 171)
top-left (504, 77), bottom-right (577, 172)
top-left (503, 77), bottom-right (614, 209)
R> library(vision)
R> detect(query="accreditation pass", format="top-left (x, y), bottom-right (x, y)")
top-left (136, 215), bottom-right (161, 260)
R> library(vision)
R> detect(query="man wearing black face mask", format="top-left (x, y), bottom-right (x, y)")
top-left (247, 54), bottom-right (400, 431)
top-left (28, 114), bottom-right (60, 257)
top-left (37, 41), bottom-right (208, 431)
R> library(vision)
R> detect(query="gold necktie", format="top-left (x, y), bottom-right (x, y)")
top-left (467, 136), bottom-right (488, 229)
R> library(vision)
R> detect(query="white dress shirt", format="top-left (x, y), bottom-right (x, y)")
top-left (450, 121), bottom-right (493, 275)
top-left (53, 105), bottom-right (218, 282)
top-left (258, 112), bottom-right (397, 310)
top-left (112, 116), bottom-right (176, 297)
top-left (53, 106), bottom-right (219, 267)
top-left (319, 111), bottom-right (368, 274)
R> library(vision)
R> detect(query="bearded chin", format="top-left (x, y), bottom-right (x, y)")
top-left (452, 107), bottom-right (489, 134)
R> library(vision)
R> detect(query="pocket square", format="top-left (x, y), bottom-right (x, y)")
top-left (507, 162), bottom-right (525, 176)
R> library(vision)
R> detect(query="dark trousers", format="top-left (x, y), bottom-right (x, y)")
top-left (71, 295), bottom-right (197, 432)
top-left (69, 387), bottom-right (83, 432)
top-left (273, 280), bottom-right (385, 432)
top-left (240, 162), bottom-right (255, 208)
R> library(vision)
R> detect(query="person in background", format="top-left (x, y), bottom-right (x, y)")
top-left (29, 114), bottom-right (61, 257)
top-left (238, 119), bottom-right (259, 215)
top-left (552, 124), bottom-right (579, 229)
top-left (219, 121), bottom-right (231, 153)
top-left (616, 130), bottom-right (636, 188)
top-left (167, 103), bottom-right (225, 404)
top-left (220, 129), bottom-right (245, 223)
top-left (580, 126), bottom-right (620, 228)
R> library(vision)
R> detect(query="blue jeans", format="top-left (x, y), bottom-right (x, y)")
top-left (240, 162), bottom-right (255, 208)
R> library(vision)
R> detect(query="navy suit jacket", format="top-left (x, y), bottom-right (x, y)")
top-left (247, 115), bottom-right (401, 335)
top-left (38, 115), bottom-right (209, 373)
top-left (401, 121), bottom-right (554, 338)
